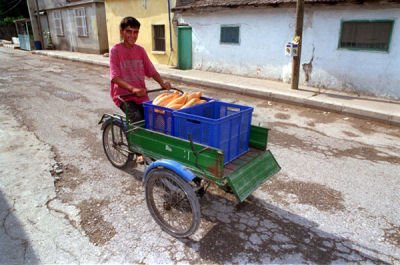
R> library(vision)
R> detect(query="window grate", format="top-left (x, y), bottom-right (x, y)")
top-left (339, 21), bottom-right (393, 52)
top-left (221, 26), bottom-right (240, 44)
top-left (153, 25), bottom-right (165, 51)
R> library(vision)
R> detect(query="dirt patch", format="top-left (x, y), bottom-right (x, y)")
top-left (92, 108), bottom-right (117, 117)
top-left (270, 123), bottom-right (400, 164)
top-left (275, 113), bottom-right (291, 120)
top-left (333, 146), bottom-right (400, 164)
top-left (52, 163), bottom-right (84, 192)
top-left (298, 110), bottom-right (339, 124)
top-left (40, 85), bottom-right (89, 103)
top-left (67, 127), bottom-right (105, 159)
top-left (121, 174), bottom-right (143, 196)
top-left (307, 121), bottom-right (315, 127)
top-left (349, 120), bottom-right (376, 135)
top-left (343, 131), bottom-right (359, 137)
top-left (78, 199), bottom-right (116, 246)
top-left (383, 224), bottom-right (400, 248)
top-left (261, 176), bottom-right (345, 212)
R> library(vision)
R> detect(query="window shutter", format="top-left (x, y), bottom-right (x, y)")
top-left (74, 7), bottom-right (88, 37)
top-left (53, 10), bottom-right (64, 36)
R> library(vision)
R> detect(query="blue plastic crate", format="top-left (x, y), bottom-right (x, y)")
top-left (143, 97), bottom-right (214, 135)
top-left (143, 101), bottom-right (174, 135)
top-left (174, 101), bottom-right (253, 164)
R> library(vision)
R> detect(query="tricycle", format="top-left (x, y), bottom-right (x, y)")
top-left (98, 88), bottom-right (281, 238)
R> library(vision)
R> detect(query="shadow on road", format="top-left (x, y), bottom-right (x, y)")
top-left (122, 165), bottom-right (390, 264)
top-left (0, 191), bottom-right (39, 264)
top-left (181, 189), bottom-right (389, 264)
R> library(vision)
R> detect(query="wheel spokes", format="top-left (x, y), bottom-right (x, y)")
top-left (150, 175), bottom-right (194, 233)
top-left (105, 125), bottom-right (130, 165)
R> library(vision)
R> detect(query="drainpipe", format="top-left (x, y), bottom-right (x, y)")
top-left (167, 0), bottom-right (173, 51)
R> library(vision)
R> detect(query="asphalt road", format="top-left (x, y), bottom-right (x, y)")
top-left (0, 47), bottom-right (399, 264)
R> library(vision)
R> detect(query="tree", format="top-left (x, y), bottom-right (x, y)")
top-left (0, 0), bottom-right (29, 20)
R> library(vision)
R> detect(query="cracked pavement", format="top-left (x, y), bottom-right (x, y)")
top-left (0, 47), bottom-right (399, 264)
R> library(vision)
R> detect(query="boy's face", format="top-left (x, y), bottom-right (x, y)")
top-left (120, 26), bottom-right (139, 47)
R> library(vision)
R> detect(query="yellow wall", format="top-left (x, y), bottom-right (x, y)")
top-left (105, 0), bottom-right (177, 66)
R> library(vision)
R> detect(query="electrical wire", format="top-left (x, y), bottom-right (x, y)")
top-left (0, 0), bottom-right (25, 17)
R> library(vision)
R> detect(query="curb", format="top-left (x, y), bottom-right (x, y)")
top-left (32, 50), bottom-right (400, 127)
top-left (158, 71), bottom-right (400, 127)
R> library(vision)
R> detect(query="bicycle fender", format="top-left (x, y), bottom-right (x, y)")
top-left (144, 159), bottom-right (196, 184)
top-left (101, 117), bottom-right (125, 131)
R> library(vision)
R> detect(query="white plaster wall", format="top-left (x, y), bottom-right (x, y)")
top-left (177, 6), bottom-right (400, 99)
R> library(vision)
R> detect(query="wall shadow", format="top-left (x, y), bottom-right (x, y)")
top-left (0, 190), bottom-right (39, 264)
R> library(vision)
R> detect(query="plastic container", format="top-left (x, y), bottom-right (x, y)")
top-left (143, 97), bottom-right (213, 135)
top-left (34, 41), bottom-right (42, 50)
top-left (174, 101), bottom-right (253, 164)
top-left (143, 101), bottom-right (174, 135)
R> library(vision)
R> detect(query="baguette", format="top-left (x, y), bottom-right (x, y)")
top-left (181, 98), bottom-right (198, 109)
top-left (152, 93), bottom-right (168, 105)
top-left (156, 91), bottom-right (180, 106)
top-left (187, 91), bottom-right (202, 101)
top-left (168, 103), bottom-right (184, 109)
top-left (166, 92), bottom-right (188, 107)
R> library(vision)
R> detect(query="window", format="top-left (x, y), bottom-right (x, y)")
top-left (339, 20), bottom-right (394, 52)
top-left (153, 25), bottom-right (165, 52)
top-left (74, 7), bottom-right (88, 37)
top-left (53, 10), bottom-right (64, 36)
top-left (220, 26), bottom-right (240, 44)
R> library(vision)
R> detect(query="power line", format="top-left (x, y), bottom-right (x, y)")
top-left (0, 0), bottom-right (25, 17)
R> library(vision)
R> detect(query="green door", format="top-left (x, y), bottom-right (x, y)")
top-left (178, 26), bottom-right (192, 70)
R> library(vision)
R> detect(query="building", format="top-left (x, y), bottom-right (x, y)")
top-left (104, 0), bottom-right (177, 66)
top-left (173, 0), bottom-right (400, 100)
top-left (34, 0), bottom-right (109, 54)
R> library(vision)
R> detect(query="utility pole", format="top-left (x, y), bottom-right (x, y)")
top-left (35, 0), bottom-right (44, 49)
top-left (26, 0), bottom-right (44, 49)
top-left (291, 0), bottom-right (304, 90)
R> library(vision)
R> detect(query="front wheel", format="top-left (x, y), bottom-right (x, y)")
top-left (102, 121), bottom-right (132, 169)
top-left (144, 168), bottom-right (200, 238)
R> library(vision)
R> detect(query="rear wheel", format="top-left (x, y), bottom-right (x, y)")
top-left (102, 121), bottom-right (132, 169)
top-left (144, 168), bottom-right (200, 238)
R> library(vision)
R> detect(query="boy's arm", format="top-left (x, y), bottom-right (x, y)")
top-left (152, 72), bottom-right (171, 90)
top-left (111, 77), bottom-right (146, 97)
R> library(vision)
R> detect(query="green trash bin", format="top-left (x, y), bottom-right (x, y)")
top-left (178, 26), bottom-right (192, 70)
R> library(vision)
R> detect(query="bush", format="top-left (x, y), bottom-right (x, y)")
top-left (0, 16), bottom-right (23, 25)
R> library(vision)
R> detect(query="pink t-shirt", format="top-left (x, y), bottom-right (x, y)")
top-left (109, 43), bottom-right (157, 107)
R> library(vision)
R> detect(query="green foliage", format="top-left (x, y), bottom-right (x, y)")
top-left (0, 16), bottom-right (23, 25)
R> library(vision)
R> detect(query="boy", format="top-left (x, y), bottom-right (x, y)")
top-left (109, 16), bottom-right (171, 122)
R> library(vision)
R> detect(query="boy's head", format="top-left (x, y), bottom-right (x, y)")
top-left (120, 16), bottom-right (141, 31)
top-left (120, 17), bottom-right (140, 47)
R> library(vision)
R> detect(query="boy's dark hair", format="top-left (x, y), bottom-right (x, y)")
top-left (120, 17), bottom-right (141, 30)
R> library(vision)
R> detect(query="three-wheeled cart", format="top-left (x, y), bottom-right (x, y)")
top-left (98, 89), bottom-right (280, 237)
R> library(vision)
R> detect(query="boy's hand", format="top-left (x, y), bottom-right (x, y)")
top-left (162, 82), bottom-right (172, 90)
top-left (132, 87), bottom-right (146, 97)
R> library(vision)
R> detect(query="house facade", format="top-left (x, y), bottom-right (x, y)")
top-left (173, 0), bottom-right (400, 100)
top-left (104, 0), bottom-right (177, 66)
top-left (37, 0), bottom-right (109, 54)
